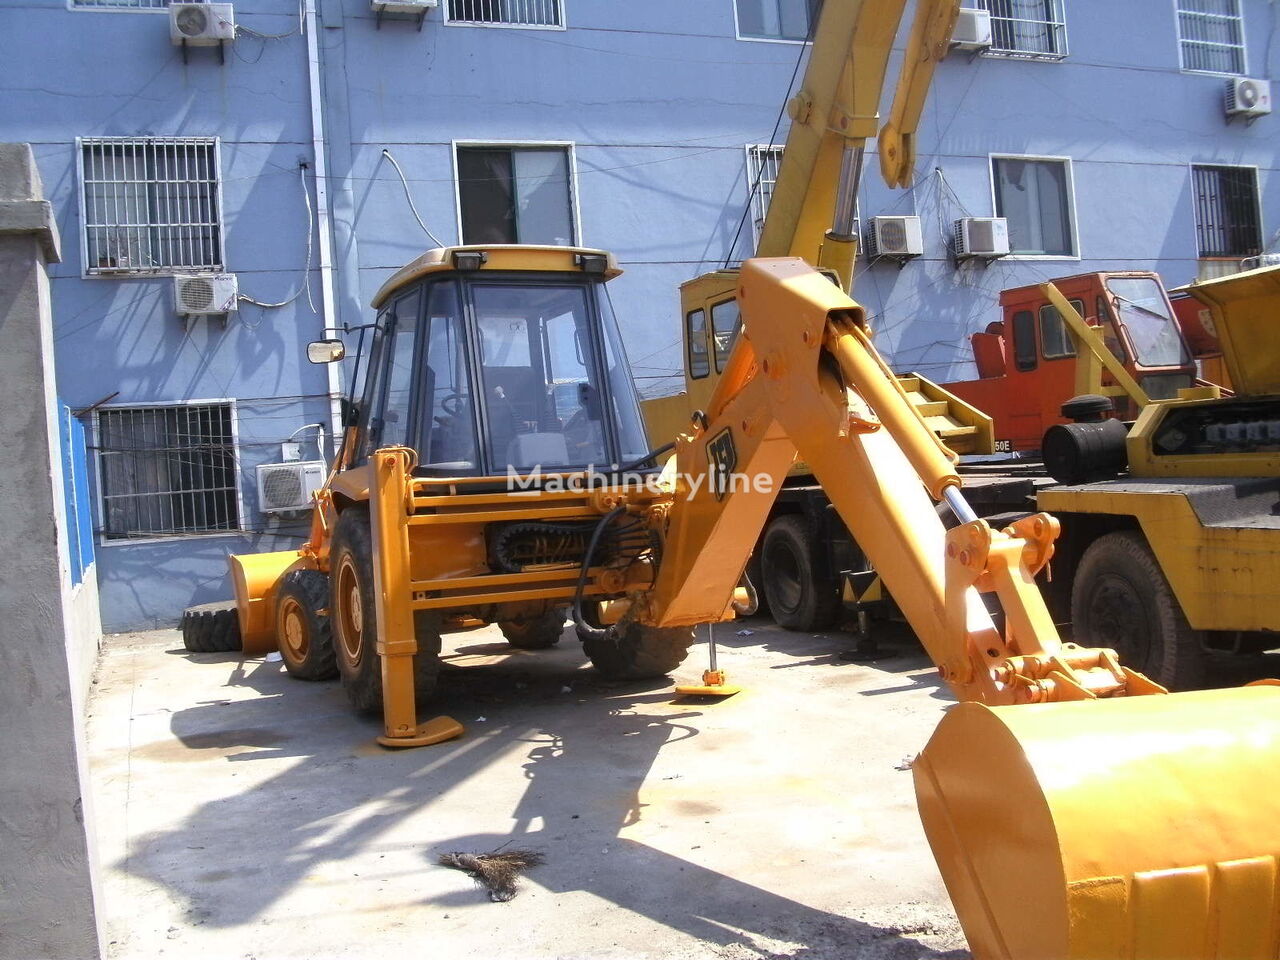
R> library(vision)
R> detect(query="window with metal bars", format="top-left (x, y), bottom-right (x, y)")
top-left (79, 138), bottom-right (222, 276)
top-left (747, 144), bottom-right (783, 247)
top-left (72, 0), bottom-right (169, 8)
top-left (95, 403), bottom-right (240, 540)
top-left (1176, 0), bottom-right (1246, 74)
top-left (971, 0), bottom-right (1067, 59)
top-left (1191, 165), bottom-right (1261, 258)
top-left (445, 0), bottom-right (562, 27)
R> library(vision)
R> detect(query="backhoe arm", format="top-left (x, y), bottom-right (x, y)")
top-left (644, 259), bottom-right (1161, 706)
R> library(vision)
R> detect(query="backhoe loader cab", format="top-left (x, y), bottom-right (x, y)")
top-left (355, 245), bottom-right (650, 478)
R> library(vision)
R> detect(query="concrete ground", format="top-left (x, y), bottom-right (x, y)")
top-left (87, 618), bottom-right (970, 960)
top-left (88, 616), bottom-right (1274, 960)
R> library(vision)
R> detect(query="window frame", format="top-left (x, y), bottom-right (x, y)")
top-left (443, 0), bottom-right (566, 30)
top-left (732, 0), bottom-right (820, 44)
top-left (67, 0), bottom-right (168, 11)
top-left (91, 398), bottom-right (245, 546)
top-left (745, 143), bottom-right (784, 249)
top-left (988, 153), bottom-right (1081, 261)
top-left (76, 136), bottom-right (226, 279)
top-left (1173, 0), bottom-right (1248, 77)
top-left (1187, 162), bottom-right (1263, 259)
top-left (972, 0), bottom-right (1069, 61)
top-left (686, 308), bottom-right (711, 380)
top-left (451, 140), bottom-right (581, 247)
top-left (1038, 299), bottom-right (1083, 361)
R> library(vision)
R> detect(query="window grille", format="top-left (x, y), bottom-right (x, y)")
top-left (96, 403), bottom-right (240, 540)
top-left (1191, 165), bottom-right (1260, 258)
top-left (80, 137), bottom-right (222, 276)
top-left (972, 0), bottom-right (1067, 59)
top-left (747, 144), bottom-right (783, 247)
top-left (445, 0), bottom-right (562, 27)
top-left (73, 0), bottom-right (169, 8)
top-left (1176, 0), bottom-right (1246, 74)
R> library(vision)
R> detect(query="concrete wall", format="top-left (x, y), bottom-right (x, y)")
top-left (0, 0), bottom-right (1276, 630)
top-left (0, 142), bottom-right (104, 960)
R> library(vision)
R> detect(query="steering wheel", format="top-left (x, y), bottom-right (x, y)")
top-left (440, 392), bottom-right (467, 416)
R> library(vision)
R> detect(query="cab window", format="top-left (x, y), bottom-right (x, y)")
top-left (1012, 310), bottom-right (1037, 371)
top-left (710, 299), bottom-right (741, 372)
top-left (687, 308), bottom-right (709, 379)
top-left (380, 289), bottom-right (423, 449)
top-left (1038, 299), bottom-right (1082, 360)
top-left (419, 281), bottom-right (479, 473)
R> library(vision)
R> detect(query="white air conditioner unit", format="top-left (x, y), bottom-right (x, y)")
top-left (371, 0), bottom-right (437, 12)
top-left (954, 218), bottom-right (1010, 260)
top-left (950, 7), bottom-right (992, 53)
top-left (257, 461), bottom-right (326, 513)
top-left (1225, 77), bottom-right (1271, 120)
top-left (170, 2), bottom-right (236, 45)
top-left (173, 273), bottom-right (239, 316)
top-left (865, 216), bottom-right (924, 262)
top-left (1241, 253), bottom-right (1280, 271)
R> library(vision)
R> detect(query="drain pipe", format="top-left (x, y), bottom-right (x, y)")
top-left (303, 0), bottom-right (344, 451)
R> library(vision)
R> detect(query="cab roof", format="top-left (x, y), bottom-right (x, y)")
top-left (371, 245), bottom-right (622, 309)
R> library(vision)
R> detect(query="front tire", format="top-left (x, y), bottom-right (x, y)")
top-left (582, 621), bottom-right (697, 680)
top-left (275, 569), bottom-right (338, 681)
top-left (760, 514), bottom-right (839, 631)
top-left (1071, 530), bottom-right (1204, 690)
top-left (500, 607), bottom-right (566, 650)
top-left (330, 509), bottom-right (442, 713)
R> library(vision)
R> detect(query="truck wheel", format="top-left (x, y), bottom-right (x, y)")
top-left (1071, 531), bottom-right (1204, 690)
top-left (582, 622), bottom-right (697, 680)
top-left (330, 509), bottom-right (442, 713)
top-left (181, 602), bottom-right (242, 653)
top-left (760, 515), bottom-right (839, 631)
top-left (499, 607), bottom-right (566, 650)
top-left (275, 569), bottom-right (338, 681)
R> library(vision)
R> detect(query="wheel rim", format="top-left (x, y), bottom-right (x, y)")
top-left (280, 598), bottom-right (308, 662)
top-left (1086, 572), bottom-right (1153, 669)
top-left (336, 554), bottom-right (364, 666)
top-left (766, 541), bottom-right (803, 615)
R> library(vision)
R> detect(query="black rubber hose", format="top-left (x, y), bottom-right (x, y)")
top-left (573, 505), bottom-right (626, 642)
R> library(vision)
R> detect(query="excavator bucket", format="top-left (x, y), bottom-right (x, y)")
top-left (914, 684), bottom-right (1280, 960)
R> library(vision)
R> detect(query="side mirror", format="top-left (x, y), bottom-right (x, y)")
top-left (307, 339), bottom-right (346, 364)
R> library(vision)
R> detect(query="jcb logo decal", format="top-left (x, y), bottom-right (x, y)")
top-left (706, 428), bottom-right (737, 501)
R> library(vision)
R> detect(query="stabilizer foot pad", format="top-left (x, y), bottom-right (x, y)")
top-left (673, 684), bottom-right (742, 698)
top-left (377, 715), bottom-right (464, 749)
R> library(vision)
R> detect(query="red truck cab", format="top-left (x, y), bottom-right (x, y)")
top-left (943, 272), bottom-right (1196, 451)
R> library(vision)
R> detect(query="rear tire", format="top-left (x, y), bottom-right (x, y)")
top-left (330, 509), bottom-right (442, 714)
top-left (275, 569), bottom-right (338, 681)
top-left (583, 621), bottom-right (697, 680)
top-left (499, 608), bottom-right (566, 650)
top-left (760, 514), bottom-right (839, 632)
top-left (1071, 530), bottom-right (1205, 690)
top-left (181, 602), bottom-right (241, 653)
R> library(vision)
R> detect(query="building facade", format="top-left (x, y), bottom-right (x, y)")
top-left (1, 0), bottom-right (1275, 631)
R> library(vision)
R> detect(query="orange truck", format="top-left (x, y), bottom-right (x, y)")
top-left (942, 271), bottom-right (1212, 451)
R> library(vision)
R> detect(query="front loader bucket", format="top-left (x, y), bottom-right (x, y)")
top-left (228, 549), bottom-right (305, 655)
top-left (914, 685), bottom-right (1280, 960)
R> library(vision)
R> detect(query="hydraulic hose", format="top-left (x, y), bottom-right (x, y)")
top-left (572, 505), bottom-right (626, 641)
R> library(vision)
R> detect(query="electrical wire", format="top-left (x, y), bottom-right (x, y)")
top-left (382, 149), bottom-right (446, 247)
top-left (236, 164), bottom-right (317, 311)
top-left (721, 26), bottom-right (814, 269)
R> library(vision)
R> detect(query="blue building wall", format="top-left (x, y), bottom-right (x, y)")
top-left (1, 0), bottom-right (1275, 630)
